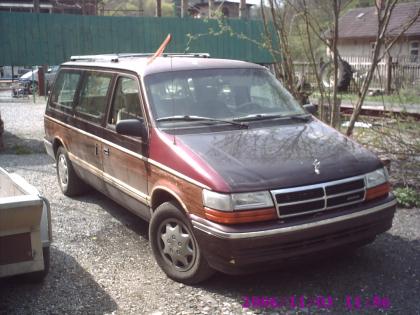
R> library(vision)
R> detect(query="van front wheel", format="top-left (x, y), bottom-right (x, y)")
top-left (149, 202), bottom-right (214, 284)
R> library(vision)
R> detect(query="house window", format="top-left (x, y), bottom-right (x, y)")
top-left (410, 41), bottom-right (419, 62)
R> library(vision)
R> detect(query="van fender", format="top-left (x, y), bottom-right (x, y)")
top-left (52, 136), bottom-right (67, 157)
top-left (150, 184), bottom-right (190, 215)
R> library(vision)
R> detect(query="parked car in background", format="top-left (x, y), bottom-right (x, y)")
top-left (44, 53), bottom-right (396, 284)
top-left (18, 66), bottom-right (59, 94)
top-left (18, 69), bottom-right (39, 94)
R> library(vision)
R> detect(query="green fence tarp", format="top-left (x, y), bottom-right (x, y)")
top-left (0, 12), bottom-right (275, 65)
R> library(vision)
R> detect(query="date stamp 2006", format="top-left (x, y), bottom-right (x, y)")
top-left (242, 295), bottom-right (391, 311)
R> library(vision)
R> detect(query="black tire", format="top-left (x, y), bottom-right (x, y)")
top-left (24, 247), bottom-right (50, 283)
top-left (28, 81), bottom-right (38, 95)
top-left (149, 201), bottom-right (215, 284)
top-left (56, 146), bottom-right (87, 196)
top-left (320, 60), bottom-right (353, 92)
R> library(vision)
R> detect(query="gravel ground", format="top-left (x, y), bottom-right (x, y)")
top-left (0, 93), bottom-right (46, 154)
top-left (0, 100), bottom-right (419, 315)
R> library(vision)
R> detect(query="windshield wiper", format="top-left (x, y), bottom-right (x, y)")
top-left (286, 114), bottom-right (312, 122)
top-left (233, 114), bottom-right (285, 122)
top-left (156, 115), bottom-right (248, 128)
top-left (234, 113), bottom-right (311, 123)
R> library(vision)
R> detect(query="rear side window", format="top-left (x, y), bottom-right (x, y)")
top-left (75, 72), bottom-right (112, 123)
top-left (50, 70), bottom-right (81, 112)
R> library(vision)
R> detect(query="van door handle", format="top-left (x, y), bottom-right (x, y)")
top-left (103, 148), bottom-right (110, 156)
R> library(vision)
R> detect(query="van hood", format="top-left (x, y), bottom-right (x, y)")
top-left (176, 120), bottom-right (382, 192)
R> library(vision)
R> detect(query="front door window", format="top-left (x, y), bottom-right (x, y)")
top-left (109, 77), bottom-right (142, 125)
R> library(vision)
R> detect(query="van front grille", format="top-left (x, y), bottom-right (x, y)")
top-left (271, 176), bottom-right (366, 218)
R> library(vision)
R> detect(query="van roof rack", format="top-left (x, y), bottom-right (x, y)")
top-left (69, 53), bottom-right (210, 63)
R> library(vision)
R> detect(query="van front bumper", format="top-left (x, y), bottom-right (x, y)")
top-left (191, 196), bottom-right (396, 274)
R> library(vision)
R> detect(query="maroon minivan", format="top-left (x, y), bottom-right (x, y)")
top-left (44, 54), bottom-right (396, 284)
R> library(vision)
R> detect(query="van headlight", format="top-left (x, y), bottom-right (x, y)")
top-left (202, 190), bottom-right (274, 211)
top-left (365, 168), bottom-right (390, 201)
top-left (365, 168), bottom-right (388, 188)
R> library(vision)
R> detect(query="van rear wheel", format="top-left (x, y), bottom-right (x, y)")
top-left (149, 202), bottom-right (215, 284)
top-left (56, 146), bottom-right (87, 196)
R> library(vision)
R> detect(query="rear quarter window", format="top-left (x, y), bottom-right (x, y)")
top-left (49, 70), bottom-right (81, 113)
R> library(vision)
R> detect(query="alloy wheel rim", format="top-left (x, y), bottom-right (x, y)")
top-left (58, 154), bottom-right (69, 189)
top-left (158, 219), bottom-right (196, 272)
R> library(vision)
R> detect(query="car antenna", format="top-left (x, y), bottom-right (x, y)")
top-left (147, 34), bottom-right (172, 65)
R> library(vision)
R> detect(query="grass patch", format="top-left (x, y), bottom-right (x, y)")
top-left (394, 187), bottom-right (420, 208)
top-left (12, 144), bottom-right (33, 155)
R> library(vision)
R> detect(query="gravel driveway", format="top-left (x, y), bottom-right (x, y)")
top-left (0, 101), bottom-right (419, 315)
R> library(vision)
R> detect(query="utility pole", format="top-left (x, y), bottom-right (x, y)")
top-left (181, 0), bottom-right (188, 17)
top-left (33, 0), bottom-right (40, 13)
top-left (156, 0), bottom-right (162, 17)
top-left (239, 0), bottom-right (246, 19)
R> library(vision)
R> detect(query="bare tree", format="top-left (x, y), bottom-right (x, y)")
top-left (345, 0), bottom-right (420, 135)
top-left (208, 0), bottom-right (214, 18)
top-left (330, 0), bottom-right (341, 128)
top-left (266, 0), bottom-right (297, 94)
top-left (271, 0), bottom-right (419, 132)
top-left (261, 0), bottom-right (343, 123)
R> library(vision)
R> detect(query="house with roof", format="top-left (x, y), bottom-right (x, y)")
top-left (336, 2), bottom-right (420, 62)
top-left (188, 0), bottom-right (252, 19)
top-left (0, 0), bottom-right (97, 14)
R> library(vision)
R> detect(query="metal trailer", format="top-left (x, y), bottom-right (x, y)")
top-left (0, 167), bottom-right (51, 281)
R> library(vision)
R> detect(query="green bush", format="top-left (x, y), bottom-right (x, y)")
top-left (394, 187), bottom-right (420, 208)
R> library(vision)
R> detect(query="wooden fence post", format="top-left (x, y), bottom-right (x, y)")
top-left (385, 55), bottom-right (392, 95)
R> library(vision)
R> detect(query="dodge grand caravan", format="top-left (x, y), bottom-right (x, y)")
top-left (44, 53), bottom-right (396, 284)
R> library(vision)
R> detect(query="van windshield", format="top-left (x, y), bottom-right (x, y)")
top-left (144, 68), bottom-right (305, 127)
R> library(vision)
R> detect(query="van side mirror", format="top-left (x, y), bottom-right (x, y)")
top-left (303, 103), bottom-right (317, 115)
top-left (116, 119), bottom-right (148, 139)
